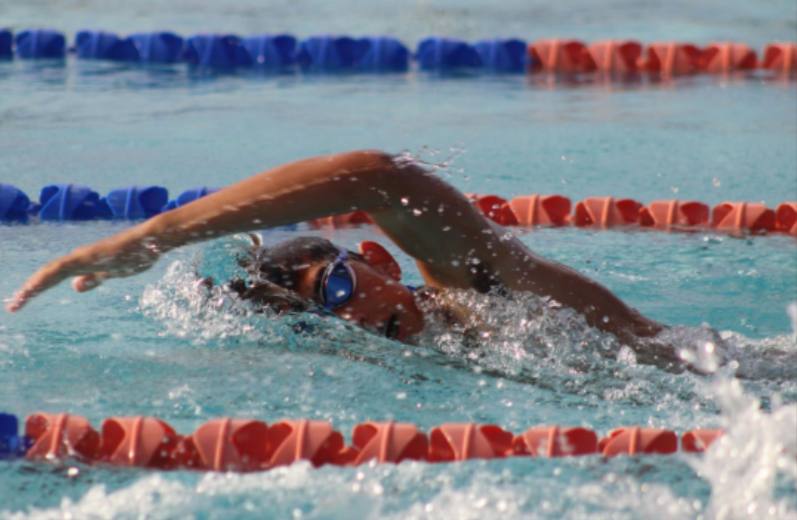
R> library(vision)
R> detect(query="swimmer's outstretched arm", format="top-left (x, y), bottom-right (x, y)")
top-left (6, 150), bottom-right (663, 344)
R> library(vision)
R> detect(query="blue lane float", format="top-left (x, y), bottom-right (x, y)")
top-left (15, 29), bottom-right (66, 59)
top-left (297, 36), bottom-right (370, 70)
top-left (96, 186), bottom-right (169, 219)
top-left (0, 184), bottom-right (31, 221)
top-left (128, 32), bottom-right (185, 64)
top-left (360, 36), bottom-right (410, 71)
top-left (240, 34), bottom-right (297, 68)
top-left (184, 34), bottom-right (243, 68)
top-left (0, 413), bottom-right (29, 460)
top-left (75, 30), bottom-right (139, 61)
top-left (415, 37), bottom-right (483, 71)
top-left (0, 29), bottom-right (11, 59)
top-left (163, 187), bottom-right (219, 211)
top-left (474, 38), bottom-right (529, 72)
top-left (39, 184), bottom-right (101, 221)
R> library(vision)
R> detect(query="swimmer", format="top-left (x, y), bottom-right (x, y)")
top-left (5, 151), bottom-right (673, 363)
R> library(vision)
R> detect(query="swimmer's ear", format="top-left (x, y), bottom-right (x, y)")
top-left (359, 241), bottom-right (402, 281)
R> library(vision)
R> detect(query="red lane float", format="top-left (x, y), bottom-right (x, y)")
top-left (639, 200), bottom-right (710, 229)
top-left (681, 429), bottom-right (724, 453)
top-left (512, 426), bottom-right (598, 457)
top-left (643, 42), bottom-right (702, 75)
top-left (508, 195), bottom-right (571, 226)
top-left (98, 416), bottom-right (182, 469)
top-left (464, 194), bottom-right (518, 226)
top-left (25, 413), bottom-right (100, 461)
top-left (573, 197), bottom-right (642, 227)
top-left (428, 423), bottom-right (513, 462)
top-left (712, 202), bottom-right (777, 233)
top-left (180, 418), bottom-right (269, 471)
top-left (776, 202), bottom-right (797, 236)
top-left (599, 427), bottom-right (678, 456)
top-left (762, 43), bottom-right (796, 72)
top-left (347, 421), bottom-right (429, 464)
top-left (266, 419), bottom-right (348, 468)
top-left (528, 39), bottom-right (596, 73)
top-left (700, 43), bottom-right (758, 73)
top-left (587, 40), bottom-right (642, 73)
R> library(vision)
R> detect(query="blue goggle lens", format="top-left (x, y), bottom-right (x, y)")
top-left (323, 262), bottom-right (355, 308)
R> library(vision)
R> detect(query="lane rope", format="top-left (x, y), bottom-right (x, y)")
top-left (2, 183), bottom-right (794, 235)
top-left (1, 29), bottom-right (795, 75)
top-left (0, 412), bottom-right (724, 471)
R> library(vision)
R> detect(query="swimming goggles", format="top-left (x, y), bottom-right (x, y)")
top-left (319, 249), bottom-right (357, 309)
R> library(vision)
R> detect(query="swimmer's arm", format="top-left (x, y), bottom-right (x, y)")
top-left (356, 161), bottom-right (666, 344)
top-left (6, 150), bottom-right (413, 311)
top-left (7, 147), bottom-right (661, 346)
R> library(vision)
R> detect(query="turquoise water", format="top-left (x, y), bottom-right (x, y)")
top-left (1, 1), bottom-right (797, 519)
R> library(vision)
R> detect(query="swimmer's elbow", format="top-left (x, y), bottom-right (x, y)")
top-left (339, 149), bottom-right (396, 170)
top-left (338, 149), bottom-right (425, 186)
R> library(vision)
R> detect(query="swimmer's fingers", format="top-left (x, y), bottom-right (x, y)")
top-left (6, 259), bottom-right (77, 312)
top-left (6, 241), bottom-right (159, 312)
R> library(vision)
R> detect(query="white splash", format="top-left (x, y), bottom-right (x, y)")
top-left (692, 377), bottom-right (797, 519)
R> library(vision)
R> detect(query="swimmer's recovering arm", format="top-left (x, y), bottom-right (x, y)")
top-left (6, 150), bottom-right (663, 344)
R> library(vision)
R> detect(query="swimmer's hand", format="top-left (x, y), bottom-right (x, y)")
top-left (5, 230), bottom-right (160, 312)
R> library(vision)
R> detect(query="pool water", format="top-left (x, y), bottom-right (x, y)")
top-left (1, 1), bottom-right (796, 519)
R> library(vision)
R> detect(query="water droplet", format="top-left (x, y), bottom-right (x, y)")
top-left (451, 260), bottom-right (460, 266)
top-left (400, 197), bottom-right (409, 206)
top-left (442, 226), bottom-right (451, 232)
top-left (671, 186), bottom-right (679, 194)
top-left (412, 208), bottom-right (423, 216)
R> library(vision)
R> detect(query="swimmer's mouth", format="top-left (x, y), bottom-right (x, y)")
top-left (384, 314), bottom-right (400, 340)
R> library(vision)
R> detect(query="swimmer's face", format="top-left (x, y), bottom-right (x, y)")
top-left (296, 257), bottom-right (425, 342)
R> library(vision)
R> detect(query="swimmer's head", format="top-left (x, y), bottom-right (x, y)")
top-left (232, 236), bottom-right (425, 342)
